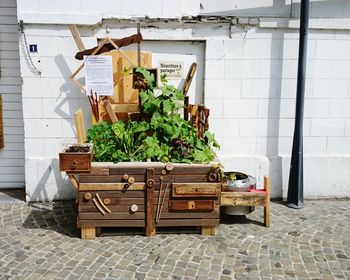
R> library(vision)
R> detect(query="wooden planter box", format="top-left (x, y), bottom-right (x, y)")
top-left (68, 162), bottom-right (221, 239)
top-left (59, 144), bottom-right (93, 173)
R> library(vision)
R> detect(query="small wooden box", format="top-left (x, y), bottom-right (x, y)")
top-left (59, 144), bottom-right (93, 172)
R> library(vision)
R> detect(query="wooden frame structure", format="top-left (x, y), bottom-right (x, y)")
top-left (221, 176), bottom-right (270, 227)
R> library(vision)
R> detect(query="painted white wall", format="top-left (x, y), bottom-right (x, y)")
top-left (17, 0), bottom-right (350, 24)
top-left (15, 1), bottom-right (350, 201)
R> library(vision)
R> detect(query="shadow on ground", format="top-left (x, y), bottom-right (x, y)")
top-left (0, 189), bottom-right (25, 203)
top-left (22, 200), bottom-right (80, 238)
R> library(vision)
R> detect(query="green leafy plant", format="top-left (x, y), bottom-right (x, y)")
top-left (87, 67), bottom-right (220, 163)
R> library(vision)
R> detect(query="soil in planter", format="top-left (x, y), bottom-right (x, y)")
top-left (65, 145), bottom-right (90, 153)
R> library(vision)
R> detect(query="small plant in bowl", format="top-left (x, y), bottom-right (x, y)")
top-left (223, 171), bottom-right (249, 190)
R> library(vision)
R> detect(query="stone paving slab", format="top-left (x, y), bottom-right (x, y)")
top-left (0, 200), bottom-right (349, 280)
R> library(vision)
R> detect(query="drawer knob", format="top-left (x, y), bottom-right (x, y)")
top-left (165, 163), bottom-right (174, 171)
top-left (70, 160), bottom-right (78, 170)
top-left (84, 193), bottom-right (92, 201)
top-left (130, 204), bottom-right (138, 213)
top-left (127, 176), bottom-right (135, 184)
top-left (103, 198), bottom-right (111, 205)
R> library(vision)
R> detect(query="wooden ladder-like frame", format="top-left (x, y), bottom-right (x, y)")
top-left (220, 176), bottom-right (271, 227)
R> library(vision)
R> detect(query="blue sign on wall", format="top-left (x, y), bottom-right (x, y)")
top-left (29, 44), bottom-right (38, 53)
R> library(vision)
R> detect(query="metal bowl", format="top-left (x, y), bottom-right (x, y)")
top-left (222, 174), bottom-right (256, 215)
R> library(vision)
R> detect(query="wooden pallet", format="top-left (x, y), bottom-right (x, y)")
top-left (68, 162), bottom-right (221, 239)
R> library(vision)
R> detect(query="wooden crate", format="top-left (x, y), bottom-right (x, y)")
top-left (59, 144), bottom-right (93, 172)
top-left (70, 162), bottom-right (221, 239)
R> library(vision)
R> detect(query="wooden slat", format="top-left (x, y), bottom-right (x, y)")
top-left (79, 212), bottom-right (145, 220)
top-left (157, 219), bottom-right (219, 227)
top-left (78, 174), bottom-right (210, 183)
top-left (0, 95), bottom-right (4, 149)
top-left (81, 197), bottom-right (145, 206)
top-left (108, 165), bottom-right (212, 175)
top-left (0, 7), bottom-right (25, 188)
top-left (78, 219), bottom-right (145, 228)
top-left (79, 190), bottom-right (145, 199)
top-left (79, 183), bottom-right (145, 191)
top-left (68, 24), bottom-right (85, 51)
top-left (182, 62), bottom-right (197, 96)
top-left (79, 204), bottom-right (146, 213)
top-left (103, 99), bottom-right (118, 123)
top-left (74, 109), bottom-right (86, 144)
top-left (220, 192), bottom-right (267, 207)
top-left (88, 167), bottom-right (109, 176)
top-left (264, 176), bottom-right (271, 227)
top-left (172, 183), bottom-right (220, 198)
top-left (146, 168), bottom-right (155, 236)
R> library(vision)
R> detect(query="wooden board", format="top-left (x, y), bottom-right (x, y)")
top-left (172, 183), bottom-right (220, 198)
top-left (221, 192), bottom-right (267, 207)
top-left (79, 183), bottom-right (145, 191)
top-left (79, 174), bottom-right (210, 184)
top-left (104, 50), bottom-right (152, 104)
top-left (0, 95), bottom-right (3, 149)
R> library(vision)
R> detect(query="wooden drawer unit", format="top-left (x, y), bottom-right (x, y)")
top-left (59, 144), bottom-right (93, 172)
top-left (68, 162), bottom-right (222, 239)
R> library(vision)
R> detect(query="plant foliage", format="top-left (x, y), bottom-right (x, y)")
top-left (87, 67), bottom-right (220, 163)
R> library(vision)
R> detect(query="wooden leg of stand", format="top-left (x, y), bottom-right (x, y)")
top-left (201, 226), bottom-right (216, 236)
top-left (264, 176), bottom-right (271, 227)
top-left (96, 227), bottom-right (101, 237)
top-left (81, 226), bottom-right (96, 240)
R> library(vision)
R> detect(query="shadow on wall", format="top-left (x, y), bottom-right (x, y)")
top-left (265, 0), bottom-right (285, 198)
top-left (27, 158), bottom-right (76, 202)
top-left (55, 54), bottom-right (91, 134)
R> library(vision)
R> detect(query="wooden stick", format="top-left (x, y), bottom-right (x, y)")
top-left (103, 99), bottom-right (118, 123)
top-left (146, 168), bottom-right (155, 236)
top-left (155, 181), bottom-right (164, 224)
top-left (106, 37), bottom-right (135, 66)
top-left (92, 197), bottom-right (106, 215)
top-left (74, 109), bottom-right (86, 144)
top-left (95, 193), bottom-right (111, 213)
top-left (182, 62), bottom-right (197, 96)
top-left (264, 176), bottom-right (271, 227)
top-left (68, 24), bottom-right (85, 51)
top-left (137, 23), bottom-right (141, 67)
top-left (184, 96), bottom-right (189, 121)
top-left (157, 183), bottom-right (169, 224)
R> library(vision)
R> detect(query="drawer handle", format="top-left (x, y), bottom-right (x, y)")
top-left (70, 160), bottom-right (78, 170)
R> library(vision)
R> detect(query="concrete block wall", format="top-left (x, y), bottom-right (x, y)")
top-left (16, 1), bottom-right (350, 201)
top-left (206, 27), bottom-right (350, 198)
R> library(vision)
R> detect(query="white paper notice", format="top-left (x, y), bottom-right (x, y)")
top-left (85, 55), bottom-right (114, 96)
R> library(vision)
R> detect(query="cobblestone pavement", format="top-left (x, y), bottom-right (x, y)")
top-left (0, 200), bottom-right (349, 280)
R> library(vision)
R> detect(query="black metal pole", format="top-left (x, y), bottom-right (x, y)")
top-left (287, 0), bottom-right (309, 209)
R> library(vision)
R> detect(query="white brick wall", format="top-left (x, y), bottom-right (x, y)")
top-left (17, 2), bottom-right (350, 200)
